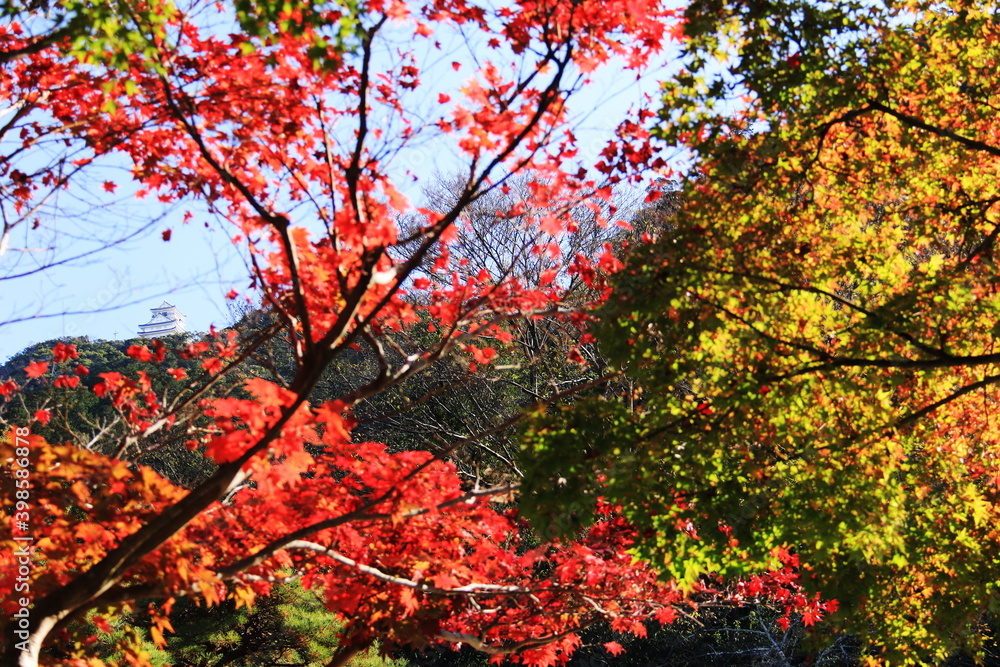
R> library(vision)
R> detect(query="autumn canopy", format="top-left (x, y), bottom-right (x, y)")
top-left (3, 0), bottom-right (1000, 666)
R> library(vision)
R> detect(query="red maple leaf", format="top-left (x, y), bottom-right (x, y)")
top-left (52, 342), bottom-right (78, 363)
top-left (127, 345), bottom-right (153, 362)
top-left (54, 375), bottom-right (80, 389)
top-left (24, 361), bottom-right (49, 378)
top-left (604, 642), bottom-right (625, 656)
top-left (538, 213), bottom-right (563, 236)
top-left (202, 357), bottom-right (224, 375)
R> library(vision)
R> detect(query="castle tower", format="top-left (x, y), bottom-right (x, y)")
top-left (137, 301), bottom-right (187, 338)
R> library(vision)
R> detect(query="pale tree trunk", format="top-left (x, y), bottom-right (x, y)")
top-left (15, 614), bottom-right (59, 667)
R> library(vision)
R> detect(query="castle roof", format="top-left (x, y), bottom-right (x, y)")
top-left (137, 301), bottom-right (187, 338)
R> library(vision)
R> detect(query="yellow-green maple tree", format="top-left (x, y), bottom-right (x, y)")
top-left (523, 1), bottom-right (1000, 663)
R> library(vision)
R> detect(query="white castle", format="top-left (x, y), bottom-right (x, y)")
top-left (137, 301), bottom-right (187, 338)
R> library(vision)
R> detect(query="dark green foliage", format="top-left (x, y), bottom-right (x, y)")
top-left (90, 581), bottom-right (402, 667)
